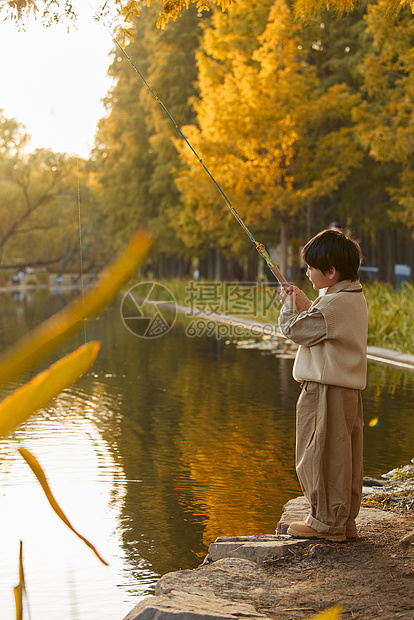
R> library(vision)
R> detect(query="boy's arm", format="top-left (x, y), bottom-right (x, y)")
top-left (278, 287), bottom-right (327, 346)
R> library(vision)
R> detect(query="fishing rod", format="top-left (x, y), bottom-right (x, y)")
top-left (89, 5), bottom-right (288, 286)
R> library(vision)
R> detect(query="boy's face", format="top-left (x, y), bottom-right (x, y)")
top-left (306, 265), bottom-right (339, 290)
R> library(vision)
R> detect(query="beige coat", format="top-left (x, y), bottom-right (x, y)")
top-left (279, 280), bottom-right (368, 390)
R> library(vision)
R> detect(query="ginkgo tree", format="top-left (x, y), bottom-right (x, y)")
top-left (173, 0), bottom-right (362, 275)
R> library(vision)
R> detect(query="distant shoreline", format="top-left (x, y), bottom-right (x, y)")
top-left (2, 284), bottom-right (414, 371)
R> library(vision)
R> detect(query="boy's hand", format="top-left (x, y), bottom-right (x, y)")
top-left (280, 285), bottom-right (312, 313)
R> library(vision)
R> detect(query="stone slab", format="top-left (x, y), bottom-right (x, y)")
top-left (123, 589), bottom-right (268, 620)
top-left (153, 557), bottom-right (283, 617)
top-left (207, 535), bottom-right (309, 563)
top-left (156, 557), bottom-right (271, 599)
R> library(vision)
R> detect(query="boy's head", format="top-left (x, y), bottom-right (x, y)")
top-left (301, 229), bottom-right (363, 282)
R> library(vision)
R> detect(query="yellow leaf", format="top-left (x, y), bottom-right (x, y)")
top-left (13, 541), bottom-right (25, 620)
top-left (19, 447), bottom-right (108, 566)
top-left (0, 341), bottom-right (101, 440)
top-left (13, 583), bottom-right (23, 620)
top-left (0, 229), bottom-right (152, 390)
top-left (311, 606), bottom-right (343, 620)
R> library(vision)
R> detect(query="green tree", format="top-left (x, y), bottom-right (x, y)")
top-left (92, 3), bottom-right (204, 270)
top-left (354, 1), bottom-right (414, 233)
top-left (91, 19), bottom-right (154, 254)
top-left (288, 4), bottom-right (410, 279)
top-left (0, 111), bottom-right (98, 275)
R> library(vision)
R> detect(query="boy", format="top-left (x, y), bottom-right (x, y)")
top-left (278, 229), bottom-right (367, 542)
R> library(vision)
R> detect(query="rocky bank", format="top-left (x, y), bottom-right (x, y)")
top-left (123, 465), bottom-right (414, 620)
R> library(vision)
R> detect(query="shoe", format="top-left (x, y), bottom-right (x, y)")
top-left (287, 521), bottom-right (346, 542)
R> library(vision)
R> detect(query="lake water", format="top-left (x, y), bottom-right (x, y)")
top-left (0, 287), bottom-right (413, 620)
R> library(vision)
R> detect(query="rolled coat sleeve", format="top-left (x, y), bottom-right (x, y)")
top-left (278, 304), bottom-right (327, 347)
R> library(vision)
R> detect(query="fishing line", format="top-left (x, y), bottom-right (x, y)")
top-left (85, 2), bottom-right (287, 284)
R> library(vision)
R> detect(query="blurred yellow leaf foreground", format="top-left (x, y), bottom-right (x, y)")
top-left (19, 447), bottom-right (109, 566)
top-left (0, 229), bottom-right (152, 390)
top-left (13, 541), bottom-right (25, 620)
top-left (312, 605), bottom-right (343, 619)
top-left (0, 230), bottom-right (152, 618)
top-left (0, 341), bottom-right (101, 440)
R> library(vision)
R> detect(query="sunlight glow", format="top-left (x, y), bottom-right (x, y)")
top-left (0, 5), bottom-right (113, 157)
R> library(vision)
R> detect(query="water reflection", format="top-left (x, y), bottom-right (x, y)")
top-left (0, 400), bottom-right (154, 620)
top-left (0, 288), bottom-right (413, 620)
top-left (83, 314), bottom-right (302, 575)
top-left (363, 361), bottom-right (414, 474)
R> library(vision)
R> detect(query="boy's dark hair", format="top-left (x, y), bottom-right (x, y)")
top-left (301, 229), bottom-right (363, 281)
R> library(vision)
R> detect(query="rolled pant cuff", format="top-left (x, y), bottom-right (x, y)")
top-left (305, 514), bottom-right (345, 536)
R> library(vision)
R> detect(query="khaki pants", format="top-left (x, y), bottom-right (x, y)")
top-left (296, 381), bottom-right (363, 536)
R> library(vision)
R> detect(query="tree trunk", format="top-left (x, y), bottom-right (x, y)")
top-left (246, 254), bottom-right (258, 281)
top-left (208, 248), bottom-right (216, 279)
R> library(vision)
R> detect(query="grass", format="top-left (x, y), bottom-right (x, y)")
top-left (141, 278), bottom-right (414, 354)
top-left (364, 282), bottom-right (414, 353)
top-left (361, 467), bottom-right (414, 512)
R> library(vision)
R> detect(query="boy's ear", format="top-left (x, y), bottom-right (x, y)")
top-left (327, 266), bottom-right (337, 280)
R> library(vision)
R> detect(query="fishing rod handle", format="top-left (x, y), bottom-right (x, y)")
top-left (255, 243), bottom-right (289, 285)
top-left (270, 265), bottom-right (289, 286)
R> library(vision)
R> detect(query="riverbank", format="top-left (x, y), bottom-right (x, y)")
top-left (157, 278), bottom-right (414, 355)
top-left (124, 465), bottom-right (414, 620)
top-left (4, 277), bottom-right (414, 355)
top-left (3, 280), bottom-right (414, 369)
top-left (173, 304), bottom-right (414, 372)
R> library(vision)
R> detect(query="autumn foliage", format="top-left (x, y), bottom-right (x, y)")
top-left (1, 0), bottom-right (413, 280)
top-left (87, 0), bottom-right (414, 279)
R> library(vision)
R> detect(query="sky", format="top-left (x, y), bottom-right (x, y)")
top-left (0, 4), bottom-right (115, 158)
